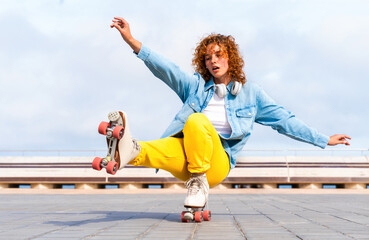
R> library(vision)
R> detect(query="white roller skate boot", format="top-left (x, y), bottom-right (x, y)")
top-left (109, 111), bottom-right (141, 170)
top-left (92, 111), bottom-right (140, 175)
top-left (181, 173), bottom-right (211, 222)
top-left (184, 173), bottom-right (209, 208)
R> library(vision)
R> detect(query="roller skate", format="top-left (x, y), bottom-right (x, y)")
top-left (181, 173), bottom-right (211, 222)
top-left (92, 111), bottom-right (141, 175)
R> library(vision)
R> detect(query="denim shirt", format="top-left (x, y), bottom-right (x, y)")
top-left (136, 44), bottom-right (329, 169)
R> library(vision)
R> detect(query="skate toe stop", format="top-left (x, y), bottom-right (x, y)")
top-left (108, 111), bottom-right (120, 122)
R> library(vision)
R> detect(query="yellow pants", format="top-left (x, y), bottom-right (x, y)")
top-left (129, 113), bottom-right (230, 187)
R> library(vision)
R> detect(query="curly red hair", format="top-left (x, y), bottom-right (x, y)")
top-left (192, 34), bottom-right (246, 84)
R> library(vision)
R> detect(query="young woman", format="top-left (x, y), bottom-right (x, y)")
top-left (108, 17), bottom-right (351, 210)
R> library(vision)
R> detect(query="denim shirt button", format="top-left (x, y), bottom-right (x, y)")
top-left (192, 103), bottom-right (195, 106)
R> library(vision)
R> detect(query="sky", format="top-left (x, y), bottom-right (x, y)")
top-left (0, 0), bottom-right (368, 152)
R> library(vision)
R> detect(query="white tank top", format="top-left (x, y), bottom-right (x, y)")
top-left (202, 93), bottom-right (232, 137)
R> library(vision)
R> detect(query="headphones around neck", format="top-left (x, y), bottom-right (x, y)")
top-left (214, 81), bottom-right (242, 98)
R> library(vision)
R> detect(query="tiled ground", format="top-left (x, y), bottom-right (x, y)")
top-left (1, 192), bottom-right (369, 239)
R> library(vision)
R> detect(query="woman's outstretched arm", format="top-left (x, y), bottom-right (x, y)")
top-left (254, 85), bottom-right (351, 148)
top-left (110, 17), bottom-right (141, 54)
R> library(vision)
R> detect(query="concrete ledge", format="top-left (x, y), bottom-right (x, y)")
top-left (1, 156), bottom-right (369, 189)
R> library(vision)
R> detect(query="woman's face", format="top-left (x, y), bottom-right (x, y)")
top-left (205, 43), bottom-right (230, 84)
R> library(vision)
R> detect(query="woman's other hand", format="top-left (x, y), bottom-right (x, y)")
top-left (328, 134), bottom-right (351, 146)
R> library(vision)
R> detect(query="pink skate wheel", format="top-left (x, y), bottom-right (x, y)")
top-left (92, 157), bottom-right (103, 171)
top-left (203, 210), bottom-right (211, 221)
top-left (181, 211), bottom-right (189, 223)
top-left (112, 125), bottom-right (124, 140)
top-left (106, 161), bottom-right (118, 175)
top-left (194, 211), bottom-right (202, 222)
top-left (98, 121), bottom-right (110, 135)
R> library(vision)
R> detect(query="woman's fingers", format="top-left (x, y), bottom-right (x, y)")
top-left (339, 139), bottom-right (350, 145)
top-left (110, 23), bottom-right (120, 29)
top-left (343, 135), bottom-right (351, 140)
top-left (114, 17), bottom-right (127, 24)
top-left (111, 20), bottom-right (122, 26)
top-left (342, 135), bottom-right (351, 145)
top-left (113, 17), bottom-right (128, 27)
top-left (338, 135), bottom-right (351, 145)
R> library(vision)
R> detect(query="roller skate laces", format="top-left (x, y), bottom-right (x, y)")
top-left (132, 139), bottom-right (141, 152)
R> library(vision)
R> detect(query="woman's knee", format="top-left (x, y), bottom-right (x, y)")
top-left (183, 113), bottom-right (210, 132)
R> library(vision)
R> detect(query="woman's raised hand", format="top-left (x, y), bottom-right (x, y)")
top-left (111, 17), bottom-right (131, 40)
top-left (111, 17), bottom-right (141, 54)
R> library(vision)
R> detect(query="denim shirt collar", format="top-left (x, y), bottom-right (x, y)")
top-left (204, 77), bottom-right (235, 93)
top-left (204, 78), bottom-right (214, 92)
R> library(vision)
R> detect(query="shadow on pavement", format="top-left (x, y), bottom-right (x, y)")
top-left (44, 211), bottom-right (181, 226)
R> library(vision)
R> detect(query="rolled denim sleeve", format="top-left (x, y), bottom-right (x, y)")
top-left (254, 86), bottom-right (329, 148)
top-left (136, 44), bottom-right (198, 103)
